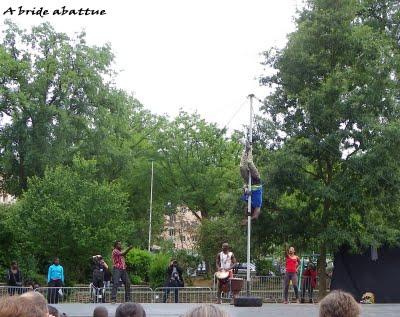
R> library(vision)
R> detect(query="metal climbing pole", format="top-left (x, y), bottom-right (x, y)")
top-left (246, 94), bottom-right (254, 296)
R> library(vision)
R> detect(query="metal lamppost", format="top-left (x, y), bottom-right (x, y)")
top-left (148, 160), bottom-right (154, 252)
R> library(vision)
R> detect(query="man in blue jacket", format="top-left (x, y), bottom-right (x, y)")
top-left (47, 257), bottom-right (64, 304)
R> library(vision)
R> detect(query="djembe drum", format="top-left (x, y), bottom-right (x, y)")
top-left (230, 278), bottom-right (243, 298)
top-left (215, 270), bottom-right (230, 293)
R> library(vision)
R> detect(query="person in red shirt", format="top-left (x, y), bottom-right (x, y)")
top-left (301, 262), bottom-right (317, 303)
top-left (111, 240), bottom-right (133, 304)
top-left (283, 246), bottom-right (301, 304)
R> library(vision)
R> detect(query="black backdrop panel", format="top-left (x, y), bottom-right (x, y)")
top-left (330, 246), bottom-right (400, 303)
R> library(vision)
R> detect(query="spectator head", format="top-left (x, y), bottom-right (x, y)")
top-left (184, 305), bottom-right (230, 317)
top-left (53, 257), bottom-right (60, 265)
top-left (0, 296), bottom-right (19, 317)
top-left (93, 306), bottom-right (108, 317)
top-left (0, 292), bottom-right (49, 317)
top-left (115, 303), bottom-right (146, 317)
top-left (18, 292), bottom-right (49, 317)
top-left (114, 240), bottom-right (122, 250)
top-left (307, 262), bottom-right (315, 270)
top-left (222, 243), bottom-right (229, 252)
top-left (48, 305), bottom-right (60, 317)
top-left (11, 260), bottom-right (18, 269)
top-left (288, 247), bottom-right (295, 255)
top-left (319, 290), bottom-right (361, 317)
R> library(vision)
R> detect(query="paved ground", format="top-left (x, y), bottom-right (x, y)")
top-left (55, 303), bottom-right (400, 317)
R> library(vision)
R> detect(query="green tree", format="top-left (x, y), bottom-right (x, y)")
top-left (154, 111), bottom-right (241, 220)
top-left (198, 213), bottom-right (246, 274)
top-left (13, 158), bottom-right (132, 282)
top-left (0, 21), bottom-right (136, 196)
top-left (259, 0), bottom-right (400, 297)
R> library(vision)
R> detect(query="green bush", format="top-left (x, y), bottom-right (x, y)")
top-left (125, 248), bottom-right (152, 283)
top-left (148, 253), bottom-right (170, 289)
top-left (130, 275), bottom-right (143, 285)
top-left (254, 257), bottom-right (275, 276)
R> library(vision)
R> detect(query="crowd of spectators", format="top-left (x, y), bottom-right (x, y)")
top-left (0, 290), bottom-right (361, 317)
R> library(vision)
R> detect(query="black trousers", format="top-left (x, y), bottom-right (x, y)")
top-left (111, 268), bottom-right (131, 302)
top-left (48, 279), bottom-right (63, 304)
top-left (163, 282), bottom-right (180, 303)
top-left (92, 274), bottom-right (105, 303)
top-left (301, 277), bottom-right (314, 300)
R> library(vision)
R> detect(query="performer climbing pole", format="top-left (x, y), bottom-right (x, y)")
top-left (240, 97), bottom-right (263, 226)
top-left (245, 94), bottom-right (261, 296)
top-left (232, 95), bottom-right (263, 306)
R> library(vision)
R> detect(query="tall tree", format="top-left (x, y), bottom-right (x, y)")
top-left (154, 111), bottom-right (242, 220)
top-left (259, 0), bottom-right (400, 297)
top-left (13, 158), bottom-right (132, 282)
top-left (0, 21), bottom-right (129, 196)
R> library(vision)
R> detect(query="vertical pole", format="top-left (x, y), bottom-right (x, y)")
top-left (246, 94), bottom-right (254, 296)
top-left (148, 160), bottom-right (154, 252)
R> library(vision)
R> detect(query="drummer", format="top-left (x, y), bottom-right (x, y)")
top-left (216, 243), bottom-right (237, 304)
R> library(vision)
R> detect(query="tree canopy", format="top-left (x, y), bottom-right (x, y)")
top-left (257, 0), bottom-right (400, 295)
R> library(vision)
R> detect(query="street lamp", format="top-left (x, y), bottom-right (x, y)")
top-left (148, 160), bottom-right (154, 252)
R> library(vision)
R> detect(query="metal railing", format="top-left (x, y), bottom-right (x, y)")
top-left (33, 286), bottom-right (155, 304)
top-left (0, 286), bottom-right (34, 297)
top-left (213, 274), bottom-right (330, 303)
top-left (0, 276), bottom-right (330, 304)
top-left (154, 287), bottom-right (213, 303)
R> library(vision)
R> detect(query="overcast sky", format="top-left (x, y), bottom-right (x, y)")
top-left (1, 0), bottom-right (302, 131)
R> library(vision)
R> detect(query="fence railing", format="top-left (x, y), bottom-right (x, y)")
top-left (0, 275), bottom-right (330, 304)
top-left (154, 287), bottom-right (213, 303)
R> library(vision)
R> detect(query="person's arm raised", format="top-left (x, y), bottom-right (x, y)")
top-left (121, 245), bottom-right (133, 256)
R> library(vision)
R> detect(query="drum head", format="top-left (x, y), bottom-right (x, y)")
top-left (215, 271), bottom-right (229, 279)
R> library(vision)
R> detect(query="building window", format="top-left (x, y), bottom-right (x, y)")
top-left (170, 214), bottom-right (176, 222)
top-left (169, 229), bottom-right (175, 237)
top-left (180, 235), bottom-right (186, 242)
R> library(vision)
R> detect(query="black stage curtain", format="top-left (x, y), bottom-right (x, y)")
top-left (330, 246), bottom-right (400, 303)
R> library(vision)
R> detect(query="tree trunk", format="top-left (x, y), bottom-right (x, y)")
top-left (317, 243), bottom-right (327, 300)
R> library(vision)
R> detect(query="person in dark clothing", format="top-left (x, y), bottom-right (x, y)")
top-left (6, 261), bottom-right (23, 295)
top-left (163, 260), bottom-right (184, 303)
top-left (92, 255), bottom-right (110, 303)
top-left (301, 262), bottom-right (317, 303)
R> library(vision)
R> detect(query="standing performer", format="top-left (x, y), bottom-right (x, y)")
top-left (215, 243), bottom-right (237, 304)
top-left (163, 260), bottom-right (184, 303)
top-left (240, 143), bottom-right (263, 224)
top-left (301, 262), bottom-right (317, 303)
top-left (6, 261), bottom-right (23, 295)
top-left (92, 255), bottom-right (110, 303)
top-left (283, 246), bottom-right (301, 304)
top-left (47, 257), bottom-right (64, 304)
top-left (111, 241), bottom-right (133, 304)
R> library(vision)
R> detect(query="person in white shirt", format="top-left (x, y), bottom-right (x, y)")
top-left (215, 243), bottom-right (237, 304)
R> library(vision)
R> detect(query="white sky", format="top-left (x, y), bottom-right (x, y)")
top-left (1, 0), bottom-right (302, 132)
